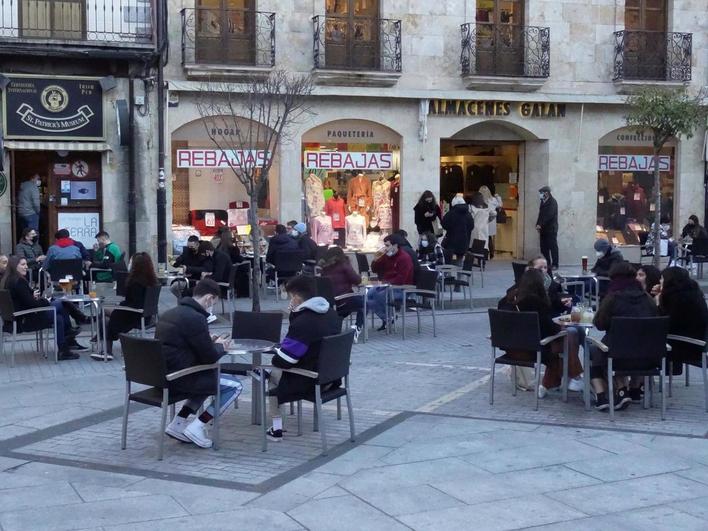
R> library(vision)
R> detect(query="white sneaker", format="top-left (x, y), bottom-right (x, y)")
top-left (183, 419), bottom-right (212, 448)
top-left (352, 325), bottom-right (362, 344)
top-left (568, 377), bottom-right (584, 392)
top-left (537, 385), bottom-right (548, 399)
top-left (165, 416), bottom-right (191, 443)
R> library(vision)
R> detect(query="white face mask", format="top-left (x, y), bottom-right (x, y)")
top-left (539, 193), bottom-right (545, 201)
top-left (596, 251), bottom-right (604, 258)
top-left (386, 248), bottom-right (396, 257)
top-left (421, 241), bottom-right (429, 248)
top-left (291, 230), bottom-right (299, 237)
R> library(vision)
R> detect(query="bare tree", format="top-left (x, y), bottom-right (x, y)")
top-left (196, 70), bottom-right (314, 311)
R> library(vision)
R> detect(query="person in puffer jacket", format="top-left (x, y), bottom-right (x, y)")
top-left (265, 275), bottom-right (341, 442)
top-left (44, 229), bottom-right (83, 271)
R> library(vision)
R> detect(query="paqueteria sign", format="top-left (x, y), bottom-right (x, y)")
top-left (304, 151), bottom-right (393, 170)
top-left (176, 149), bottom-right (271, 168)
top-left (598, 154), bottom-right (671, 172)
top-left (3, 75), bottom-right (104, 140)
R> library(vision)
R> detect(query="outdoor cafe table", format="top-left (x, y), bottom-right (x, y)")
top-left (556, 271), bottom-right (598, 307)
top-left (553, 315), bottom-right (594, 411)
top-left (220, 339), bottom-right (276, 426)
top-left (55, 293), bottom-right (108, 361)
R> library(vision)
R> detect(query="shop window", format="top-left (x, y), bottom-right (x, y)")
top-left (324, 0), bottom-right (380, 70)
top-left (20, 0), bottom-right (86, 39)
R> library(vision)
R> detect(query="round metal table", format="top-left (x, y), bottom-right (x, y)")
top-left (54, 293), bottom-right (108, 361)
top-left (553, 316), bottom-right (595, 410)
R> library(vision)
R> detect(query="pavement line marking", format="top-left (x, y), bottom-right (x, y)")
top-left (394, 361), bottom-right (492, 371)
top-left (415, 373), bottom-right (494, 413)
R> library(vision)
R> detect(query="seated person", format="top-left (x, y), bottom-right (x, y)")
top-left (44, 229), bottom-right (83, 271)
top-left (319, 246), bottom-right (363, 340)
top-left (171, 236), bottom-right (213, 298)
top-left (91, 231), bottom-right (123, 282)
top-left (293, 222), bottom-right (318, 263)
top-left (158, 279), bottom-right (242, 448)
top-left (265, 276), bottom-right (341, 441)
top-left (417, 231), bottom-right (445, 267)
top-left (91, 252), bottom-right (159, 361)
top-left (656, 267), bottom-right (708, 376)
top-left (499, 256), bottom-right (571, 318)
top-left (502, 269), bottom-right (583, 398)
top-left (636, 265), bottom-right (661, 296)
top-left (15, 227), bottom-right (46, 270)
top-left (591, 262), bottom-right (658, 411)
top-left (592, 238), bottom-right (624, 278)
top-left (214, 228), bottom-right (243, 265)
top-left (265, 224), bottom-right (300, 283)
top-left (0, 256), bottom-right (86, 360)
top-left (369, 234), bottom-right (414, 331)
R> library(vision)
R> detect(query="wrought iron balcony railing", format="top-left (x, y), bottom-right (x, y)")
top-left (0, 0), bottom-right (153, 45)
top-left (181, 7), bottom-right (275, 67)
top-left (312, 15), bottom-right (401, 72)
top-left (613, 30), bottom-right (691, 82)
top-left (461, 23), bottom-right (550, 78)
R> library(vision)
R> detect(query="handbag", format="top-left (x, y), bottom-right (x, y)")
top-left (496, 206), bottom-right (508, 224)
top-left (431, 218), bottom-right (443, 237)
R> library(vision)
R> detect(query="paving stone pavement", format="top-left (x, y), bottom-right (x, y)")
top-left (0, 260), bottom-right (707, 529)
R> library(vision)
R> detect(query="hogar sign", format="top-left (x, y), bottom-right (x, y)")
top-left (598, 154), bottom-right (671, 172)
top-left (176, 149), bottom-right (271, 168)
top-left (304, 151), bottom-right (393, 170)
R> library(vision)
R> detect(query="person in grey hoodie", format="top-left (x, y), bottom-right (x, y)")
top-left (17, 174), bottom-right (41, 231)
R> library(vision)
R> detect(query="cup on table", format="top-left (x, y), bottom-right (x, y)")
top-left (581, 256), bottom-right (588, 272)
top-left (570, 305), bottom-right (583, 323)
top-left (59, 278), bottom-right (71, 293)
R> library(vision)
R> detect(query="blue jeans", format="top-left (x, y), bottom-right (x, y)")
top-left (367, 287), bottom-right (402, 322)
top-left (185, 375), bottom-right (242, 417)
top-left (21, 213), bottom-right (39, 231)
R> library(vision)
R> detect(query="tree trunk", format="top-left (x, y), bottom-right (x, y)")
top-left (652, 144), bottom-right (662, 268)
top-left (248, 198), bottom-right (262, 312)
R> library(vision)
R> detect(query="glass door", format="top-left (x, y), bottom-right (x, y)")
top-left (624, 0), bottom-right (667, 79)
top-left (21, 0), bottom-right (86, 39)
top-left (195, 0), bottom-right (256, 65)
top-left (325, 0), bottom-right (379, 69)
top-left (475, 0), bottom-right (524, 76)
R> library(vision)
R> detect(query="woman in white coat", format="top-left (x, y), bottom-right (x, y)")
top-left (468, 192), bottom-right (495, 252)
top-left (479, 185), bottom-right (502, 258)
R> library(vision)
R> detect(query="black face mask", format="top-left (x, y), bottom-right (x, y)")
top-left (31, 236), bottom-right (38, 243)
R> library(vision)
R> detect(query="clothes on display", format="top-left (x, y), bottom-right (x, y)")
top-left (390, 174), bottom-right (401, 231)
top-left (324, 195), bottom-right (347, 229)
top-left (376, 204), bottom-right (393, 230)
top-left (304, 172), bottom-right (325, 217)
top-left (345, 212), bottom-right (367, 248)
top-left (364, 229), bottom-right (385, 250)
top-left (371, 176), bottom-right (391, 217)
top-left (347, 173), bottom-right (372, 220)
top-left (312, 214), bottom-right (335, 245)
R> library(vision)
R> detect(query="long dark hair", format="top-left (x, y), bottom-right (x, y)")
top-left (126, 252), bottom-right (158, 287)
top-left (218, 229), bottom-right (235, 250)
top-left (419, 231), bottom-right (438, 248)
top-left (637, 265), bottom-right (660, 294)
top-left (416, 190), bottom-right (438, 209)
top-left (0, 256), bottom-right (27, 290)
top-left (470, 192), bottom-right (487, 209)
top-left (660, 266), bottom-right (705, 316)
top-left (515, 269), bottom-right (550, 308)
top-left (319, 246), bottom-right (348, 269)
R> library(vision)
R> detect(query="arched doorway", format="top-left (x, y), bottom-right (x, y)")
top-left (301, 119), bottom-right (402, 248)
top-left (596, 126), bottom-right (676, 252)
top-left (441, 120), bottom-right (538, 258)
top-left (170, 116), bottom-right (280, 250)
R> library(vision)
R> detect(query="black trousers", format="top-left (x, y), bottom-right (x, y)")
top-left (540, 232), bottom-right (559, 269)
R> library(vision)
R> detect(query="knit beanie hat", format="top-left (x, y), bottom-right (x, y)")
top-left (594, 239), bottom-right (611, 254)
top-left (451, 195), bottom-right (466, 207)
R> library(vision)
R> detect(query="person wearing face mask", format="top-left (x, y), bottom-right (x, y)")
top-left (535, 186), bottom-right (559, 271)
top-left (171, 236), bottom-right (213, 298)
top-left (417, 231), bottom-right (444, 266)
top-left (15, 227), bottom-right (46, 269)
top-left (591, 238), bottom-right (624, 278)
top-left (265, 275), bottom-right (341, 442)
top-left (413, 191), bottom-right (442, 236)
top-left (292, 222), bottom-right (318, 262)
top-left (369, 234), bottom-right (414, 330)
top-left (158, 279), bottom-right (242, 448)
top-left (16, 173), bottom-right (41, 232)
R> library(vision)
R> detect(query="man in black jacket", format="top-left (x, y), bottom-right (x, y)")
top-left (266, 275), bottom-right (341, 441)
top-left (536, 186), bottom-right (559, 271)
top-left (157, 279), bottom-right (242, 448)
top-left (171, 236), bottom-right (213, 298)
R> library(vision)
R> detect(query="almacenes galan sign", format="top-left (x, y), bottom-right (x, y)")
top-left (3, 76), bottom-right (104, 140)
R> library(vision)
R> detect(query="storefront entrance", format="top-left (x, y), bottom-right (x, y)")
top-left (11, 149), bottom-right (102, 250)
top-left (439, 139), bottom-right (521, 258)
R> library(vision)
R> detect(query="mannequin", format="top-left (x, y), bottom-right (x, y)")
top-left (371, 171), bottom-right (391, 216)
top-left (304, 172), bottom-right (325, 218)
top-left (364, 221), bottom-right (385, 250)
top-left (345, 210), bottom-right (367, 249)
top-left (390, 173), bottom-right (401, 231)
top-left (325, 191), bottom-right (347, 246)
top-left (347, 172), bottom-right (371, 222)
top-left (312, 212), bottom-right (334, 245)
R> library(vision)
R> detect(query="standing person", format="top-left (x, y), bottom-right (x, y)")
top-left (265, 275), bottom-right (341, 441)
top-left (159, 279), bottom-right (242, 448)
top-left (0, 256), bottom-right (86, 360)
top-left (536, 185), bottom-right (559, 271)
top-left (92, 231), bottom-right (123, 282)
top-left (319, 247), bottom-right (363, 340)
top-left (369, 234), bottom-right (414, 330)
top-left (17, 174), bottom-right (41, 232)
top-left (91, 252), bottom-right (159, 361)
top-left (468, 192), bottom-right (493, 251)
top-left (418, 232), bottom-right (445, 266)
top-left (479, 185), bottom-right (501, 258)
top-left (441, 195), bottom-right (474, 265)
top-left (15, 227), bottom-right (46, 269)
top-left (413, 191), bottom-right (442, 236)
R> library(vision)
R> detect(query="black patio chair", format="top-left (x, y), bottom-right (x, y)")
top-left (587, 316), bottom-right (670, 421)
top-left (488, 309), bottom-right (568, 411)
top-left (103, 285), bottom-right (162, 341)
top-left (512, 261), bottom-right (527, 284)
top-left (46, 258), bottom-right (85, 293)
top-left (400, 269), bottom-right (438, 340)
top-left (220, 311), bottom-right (282, 378)
top-left (217, 262), bottom-right (251, 324)
top-left (120, 334), bottom-right (221, 460)
top-left (314, 276), bottom-right (336, 307)
top-left (260, 330), bottom-right (356, 455)
top-left (271, 250), bottom-right (305, 300)
top-left (468, 239), bottom-right (488, 287)
top-left (355, 252), bottom-right (376, 280)
top-left (0, 289), bottom-right (58, 366)
top-left (665, 326), bottom-right (708, 411)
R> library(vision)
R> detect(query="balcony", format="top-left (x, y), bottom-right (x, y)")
top-left (181, 7), bottom-right (275, 80)
top-left (613, 30), bottom-right (691, 92)
top-left (0, 0), bottom-right (154, 57)
top-left (312, 15), bottom-right (401, 87)
top-left (460, 23), bottom-right (550, 92)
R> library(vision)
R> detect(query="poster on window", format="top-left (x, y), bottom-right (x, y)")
top-left (303, 151), bottom-right (393, 170)
top-left (57, 211), bottom-right (100, 248)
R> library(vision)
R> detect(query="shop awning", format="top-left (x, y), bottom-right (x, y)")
top-left (3, 140), bottom-right (112, 152)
